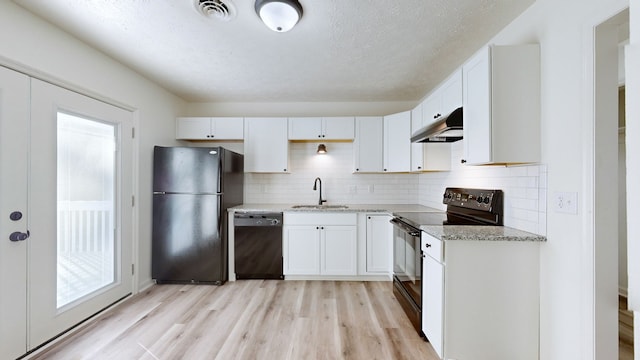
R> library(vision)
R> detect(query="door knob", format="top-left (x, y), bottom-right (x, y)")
top-left (9, 231), bottom-right (29, 242)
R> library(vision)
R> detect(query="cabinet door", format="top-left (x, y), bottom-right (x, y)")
top-left (212, 117), bottom-right (244, 140)
top-left (423, 254), bottom-right (444, 359)
top-left (176, 117), bottom-right (212, 140)
top-left (410, 105), bottom-right (425, 172)
top-left (288, 117), bottom-right (323, 140)
top-left (366, 215), bottom-right (392, 273)
top-left (354, 117), bottom-right (383, 172)
top-left (410, 103), bottom-right (423, 134)
top-left (244, 117), bottom-right (289, 172)
top-left (321, 226), bottom-right (357, 275)
top-left (440, 70), bottom-right (463, 115)
top-left (422, 93), bottom-right (441, 127)
top-left (284, 226), bottom-right (320, 275)
top-left (462, 47), bottom-right (492, 165)
top-left (383, 111), bottom-right (411, 172)
top-left (323, 117), bottom-right (355, 140)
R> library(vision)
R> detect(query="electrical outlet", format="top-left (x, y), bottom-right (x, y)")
top-left (554, 191), bottom-right (578, 214)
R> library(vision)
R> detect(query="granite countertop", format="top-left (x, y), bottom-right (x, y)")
top-left (229, 204), bottom-right (442, 213)
top-left (421, 225), bottom-right (547, 242)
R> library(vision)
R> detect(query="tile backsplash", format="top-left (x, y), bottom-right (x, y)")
top-left (242, 141), bottom-right (547, 235)
top-left (244, 142), bottom-right (419, 205)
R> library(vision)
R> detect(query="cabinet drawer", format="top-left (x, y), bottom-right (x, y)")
top-left (284, 212), bottom-right (357, 226)
top-left (422, 233), bottom-right (443, 263)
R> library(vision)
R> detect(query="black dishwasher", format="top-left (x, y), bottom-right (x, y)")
top-left (234, 212), bottom-right (284, 279)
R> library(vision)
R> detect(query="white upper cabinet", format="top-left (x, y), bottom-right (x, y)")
top-left (288, 117), bottom-right (355, 140)
top-left (411, 104), bottom-right (451, 172)
top-left (176, 117), bottom-right (244, 140)
top-left (383, 111), bottom-right (411, 172)
top-left (462, 44), bottom-right (540, 165)
top-left (421, 70), bottom-right (462, 129)
top-left (354, 113), bottom-right (411, 173)
top-left (244, 117), bottom-right (289, 173)
top-left (354, 116), bottom-right (384, 172)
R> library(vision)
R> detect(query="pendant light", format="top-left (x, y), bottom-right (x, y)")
top-left (255, 0), bottom-right (303, 32)
top-left (317, 144), bottom-right (327, 154)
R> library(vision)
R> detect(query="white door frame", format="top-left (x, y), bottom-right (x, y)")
top-left (581, 5), bottom-right (629, 359)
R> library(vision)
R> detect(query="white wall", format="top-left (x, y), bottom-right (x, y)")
top-left (185, 101), bottom-right (416, 118)
top-left (0, 2), bottom-right (186, 291)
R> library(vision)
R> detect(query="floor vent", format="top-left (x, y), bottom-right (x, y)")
top-left (194, 0), bottom-right (236, 21)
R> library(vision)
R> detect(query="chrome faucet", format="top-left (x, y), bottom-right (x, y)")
top-left (313, 177), bottom-right (327, 205)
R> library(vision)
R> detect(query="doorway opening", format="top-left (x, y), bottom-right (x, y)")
top-left (591, 7), bottom-right (629, 360)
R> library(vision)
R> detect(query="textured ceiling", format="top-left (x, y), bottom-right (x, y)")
top-left (14, 0), bottom-right (535, 102)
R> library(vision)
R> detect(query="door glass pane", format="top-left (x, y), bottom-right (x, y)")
top-left (57, 112), bottom-right (116, 309)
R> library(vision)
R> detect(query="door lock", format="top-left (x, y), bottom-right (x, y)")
top-left (10, 211), bottom-right (22, 221)
top-left (9, 231), bottom-right (29, 242)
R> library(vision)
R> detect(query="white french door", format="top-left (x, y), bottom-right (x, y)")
top-left (0, 65), bottom-right (30, 360)
top-left (0, 67), bottom-right (134, 357)
top-left (28, 79), bottom-right (133, 348)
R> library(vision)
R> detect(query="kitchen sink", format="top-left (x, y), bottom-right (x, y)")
top-left (291, 204), bottom-right (349, 210)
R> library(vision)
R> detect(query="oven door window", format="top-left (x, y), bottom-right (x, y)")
top-left (393, 224), bottom-right (421, 305)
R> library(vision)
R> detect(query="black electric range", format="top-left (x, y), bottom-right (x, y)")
top-left (390, 188), bottom-right (503, 335)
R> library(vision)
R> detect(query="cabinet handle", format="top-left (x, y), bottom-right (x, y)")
top-left (461, 159), bottom-right (467, 164)
top-left (383, 169), bottom-right (387, 172)
top-left (283, 169), bottom-right (287, 172)
top-left (417, 166), bottom-right (422, 170)
top-left (316, 226), bottom-right (319, 229)
top-left (425, 243), bottom-right (432, 248)
top-left (318, 135), bottom-right (321, 138)
top-left (322, 135), bottom-right (325, 138)
top-left (356, 168), bottom-right (359, 172)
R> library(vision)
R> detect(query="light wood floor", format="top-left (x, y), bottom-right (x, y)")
top-left (620, 295), bottom-right (634, 360)
top-left (31, 281), bottom-right (440, 360)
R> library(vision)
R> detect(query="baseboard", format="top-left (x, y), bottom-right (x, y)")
top-left (137, 278), bottom-right (155, 292)
top-left (620, 287), bottom-right (629, 298)
top-left (284, 275), bottom-right (392, 281)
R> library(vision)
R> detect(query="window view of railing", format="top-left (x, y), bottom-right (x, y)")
top-left (57, 201), bottom-right (114, 308)
top-left (57, 112), bottom-right (117, 309)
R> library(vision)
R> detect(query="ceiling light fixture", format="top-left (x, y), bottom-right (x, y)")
top-left (255, 0), bottom-right (303, 32)
top-left (317, 144), bottom-right (327, 154)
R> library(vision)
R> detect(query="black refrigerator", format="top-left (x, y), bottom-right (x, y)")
top-left (152, 146), bottom-right (243, 284)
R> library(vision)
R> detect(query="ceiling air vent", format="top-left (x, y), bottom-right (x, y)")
top-left (194, 0), bottom-right (237, 21)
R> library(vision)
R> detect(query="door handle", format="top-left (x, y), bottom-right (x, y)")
top-left (10, 230), bottom-right (29, 242)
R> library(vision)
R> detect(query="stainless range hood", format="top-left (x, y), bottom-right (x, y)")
top-left (411, 107), bottom-right (463, 143)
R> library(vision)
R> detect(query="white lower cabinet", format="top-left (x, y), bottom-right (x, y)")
top-left (284, 213), bottom-right (357, 276)
top-left (357, 213), bottom-right (392, 275)
top-left (284, 226), bottom-right (320, 275)
top-left (321, 226), bottom-right (357, 275)
top-left (421, 233), bottom-right (540, 360)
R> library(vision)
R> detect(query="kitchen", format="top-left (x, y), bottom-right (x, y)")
top-left (0, 0), bottom-right (637, 359)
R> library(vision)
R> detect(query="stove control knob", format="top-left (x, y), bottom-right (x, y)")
top-left (483, 196), bottom-right (491, 204)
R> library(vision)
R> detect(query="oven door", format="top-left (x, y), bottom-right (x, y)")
top-left (391, 218), bottom-right (423, 315)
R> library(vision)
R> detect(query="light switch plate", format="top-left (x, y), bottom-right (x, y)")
top-left (554, 191), bottom-right (578, 214)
